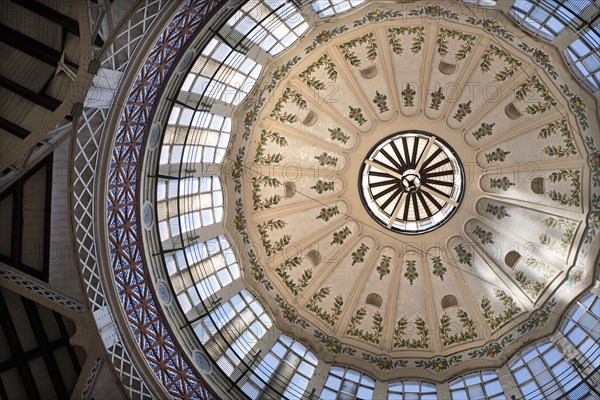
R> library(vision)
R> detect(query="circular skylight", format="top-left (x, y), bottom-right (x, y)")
top-left (360, 131), bottom-right (464, 234)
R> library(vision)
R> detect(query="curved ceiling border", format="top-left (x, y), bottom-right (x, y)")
top-left (98, 1), bottom-right (224, 398)
top-left (225, 1), bottom-right (600, 381)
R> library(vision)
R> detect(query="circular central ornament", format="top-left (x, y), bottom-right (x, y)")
top-left (360, 131), bottom-right (464, 234)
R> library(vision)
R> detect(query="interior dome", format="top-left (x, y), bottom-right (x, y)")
top-left (71, 0), bottom-right (600, 398)
top-left (219, 2), bottom-right (596, 381)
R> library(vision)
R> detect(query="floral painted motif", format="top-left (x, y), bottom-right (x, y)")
top-left (465, 17), bottom-right (514, 40)
top-left (354, 9), bottom-right (404, 27)
top-left (331, 227), bottom-right (352, 245)
top-left (311, 180), bottom-right (335, 194)
top-left (275, 257), bottom-right (312, 296)
top-left (429, 87), bottom-right (446, 110)
top-left (251, 176), bottom-right (282, 211)
top-left (346, 307), bottom-right (384, 344)
top-left (560, 84), bottom-right (589, 130)
top-left (306, 287), bottom-right (343, 326)
top-left (440, 309), bottom-right (478, 346)
top-left (485, 148), bottom-right (511, 163)
top-left (514, 76), bottom-right (557, 115)
top-left (270, 87), bottom-right (307, 123)
top-left (404, 260), bottom-right (419, 284)
top-left (402, 84), bottom-right (416, 107)
top-left (485, 204), bottom-right (510, 220)
top-left (409, 5), bottom-right (459, 20)
top-left (538, 119), bottom-right (577, 157)
top-left (377, 255), bottom-right (392, 279)
top-left (232, 147), bottom-right (245, 193)
top-left (305, 26), bottom-right (349, 54)
top-left (387, 26), bottom-right (426, 56)
top-left (436, 28), bottom-right (477, 61)
top-left (480, 44), bottom-right (522, 81)
top-left (547, 169), bottom-right (581, 207)
top-left (348, 106), bottom-right (367, 126)
top-left (329, 127), bottom-right (350, 144)
top-left (481, 289), bottom-right (521, 329)
top-left (314, 330), bottom-right (356, 355)
top-left (234, 198), bottom-right (248, 242)
top-left (453, 101), bottom-right (472, 122)
top-left (585, 194), bottom-right (600, 244)
top-left (338, 32), bottom-right (378, 67)
top-left (314, 152), bottom-right (339, 167)
top-left (247, 249), bottom-right (273, 290)
top-left (275, 294), bottom-right (309, 328)
top-left (540, 217), bottom-right (577, 256)
top-left (257, 219), bottom-right (290, 257)
top-left (517, 298), bottom-right (556, 334)
top-left (298, 53), bottom-right (338, 90)
top-left (454, 244), bottom-right (472, 266)
top-left (472, 122), bottom-right (495, 141)
top-left (351, 243), bottom-right (370, 265)
top-left (393, 316), bottom-right (429, 349)
top-left (468, 335), bottom-right (514, 359)
top-left (584, 137), bottom-right (600, 187)
top-left (267, 56), bottom-right (302, 92)
top-left (373, 91), bottom-right (389, 113)
top-left (255, 129), bottom-right (288, 165)
top-left (518, 42), bottom-right (558, 79)
top-left (490, 177), bottom-right (515, 191)
top-left (242, 97), bottom-right (266, 140)
top-left (316, 206), bottom-right (340, 222)
top-left (415, 356), bottom-right (462, 373)
top-left (431, 256), bottom-right (447, 280)
top-left (361, 353), bottom-right (407, 370)
top-left (515, 257), bottom-right (555, 298)
top-left (473, 226), bottom-right (494, 244)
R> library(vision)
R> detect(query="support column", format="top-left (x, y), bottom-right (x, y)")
top-left (304, 359), bottom-right (329, 398)
top-left (69, 355), bottom-right (105, 400)
top-left (436, 381), bottom-right (452, 399)
top-left (496, 364), bottom-right (522, 399)
top-left (371, 379), bottom-right (387, 399)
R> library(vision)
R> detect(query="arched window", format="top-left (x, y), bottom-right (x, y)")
top-left (388, 380), bottom-right (437, 399)
top-left (509, 0), bottom-right (573, 41)
top-left (460, 0), bottom-right (497, 6)
top-left (242, 335), bottom-right (318, 400)
top-left (321, 366), bottom-right (375, 400)
top-left (449, 371), bottom-right (505, 400)
top-left (181, 38), bottom-right (263, 105)
top-left (505, 251), bottom-right (521, 269)
top-left (312, 0), bottom-right (367, 18)
top-left (563, 30), bottom-right (600, 93)
top-left (508, 340), bottom-right (586, 399)
top-left (167, 235), bottom-right (241, 315)
top-left (561, 291), bottom-right (600, 368)
top-left (157, 176), bottom-right (224, 241)
top-left (193, 289), bottom-right (272, 377)
top-left (161, 108), bottom-right (232, 164)
top-left (226, 1), bottom-right (308, 56)
top-left (441, 294), bottom-right (459, 309)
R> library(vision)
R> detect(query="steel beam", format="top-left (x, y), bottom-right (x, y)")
top-left (11, 0), bottom-right (104, 47)
top-left (0, 291), bottom-right (41, 399)
top-left (0, 75), bottom-right (61, 111)
top-left (0, 117), bottom-right (30, 139)
top-left (0, 24), bottom-right (78, 69)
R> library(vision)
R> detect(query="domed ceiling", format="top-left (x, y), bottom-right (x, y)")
top-left (224, 1), bottom-right (599, 380)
